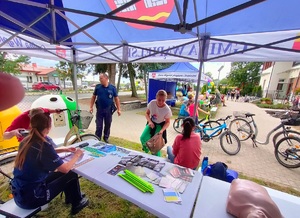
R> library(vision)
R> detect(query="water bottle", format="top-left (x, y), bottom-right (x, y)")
top-left (201, 156), bottom-right (209, 173)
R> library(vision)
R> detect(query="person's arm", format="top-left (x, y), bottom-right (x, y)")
top-left (197, 107), bottom-right (210, 115)
top-left (3, 129), bottom-right (23, 140)
top-left (172, 136), bottom-right (180, 156)
top-left (55, 146), bottom-right (76, 154)
top-left (56, 148), bottom-right (84, 173)
top-left (145, 108), bottom-right (154, 129)
top-left (114, 96), bottom-right (121, 116)
top-left (90, 95), bottom-right (96, 113)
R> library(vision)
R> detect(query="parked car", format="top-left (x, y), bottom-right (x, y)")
top-left (32, 82), bottom-right (60, 91)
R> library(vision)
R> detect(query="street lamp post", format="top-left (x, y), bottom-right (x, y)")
top-left (217, 65), bottom-right (224, 87)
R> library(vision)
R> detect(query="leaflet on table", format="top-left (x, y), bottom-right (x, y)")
top-left (62, 153), bottom-right (94, 168)
top-left (118, 155), bottom-right (165, 172)
top-left (168, 166), bottom-right (195, 182)
top-left (162, 188), bottom-right (182, 204)
top-left (158, 174), bottom-right (189, 193)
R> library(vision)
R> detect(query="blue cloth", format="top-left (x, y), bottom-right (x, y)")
top-left (93, 84), bottom-right (118, 110)
top-left (167, 146), bottom-right (175, 163)
top-left (179, 104), bottom-right (189, 117)
top-left (13, 141), bottom-right (63, 186)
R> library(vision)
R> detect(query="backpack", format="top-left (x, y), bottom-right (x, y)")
top-left (204, 162), bottom-right (228, 182)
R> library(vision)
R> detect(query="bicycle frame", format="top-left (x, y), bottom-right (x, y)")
top-left (201, 122), bottom-right (227, 139)
top-left (242, 116), bottom-right (292, 145)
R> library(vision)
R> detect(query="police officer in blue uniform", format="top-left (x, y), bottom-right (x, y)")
top-left (90, 73), bottom-right (121, 143)
top-left (11, 113), bottom-right (89, 215)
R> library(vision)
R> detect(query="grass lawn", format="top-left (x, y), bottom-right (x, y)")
top-left (1, 137), bottom-right (300, 217)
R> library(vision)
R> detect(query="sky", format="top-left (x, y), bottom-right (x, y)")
top-left (30, 57), bottom-right (231, 81)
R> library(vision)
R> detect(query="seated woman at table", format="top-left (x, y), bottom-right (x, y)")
top-left (167, 117), bottom-right (202, 169)
top-left (140, 90), bottom-right (172, 156)
top-left (11, 113), bottom-right (89, 215)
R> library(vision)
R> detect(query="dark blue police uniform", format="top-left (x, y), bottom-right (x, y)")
top-left (93, 83), bottom-right (118, 141)
top-left (11, 141), bottom-right (82, 209)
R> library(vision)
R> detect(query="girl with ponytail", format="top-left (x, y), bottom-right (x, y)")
top-left (167, 117), bottom-right (202, 169)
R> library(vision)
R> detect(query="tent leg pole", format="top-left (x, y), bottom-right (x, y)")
top-left (72, 48), bottom-right (79, 110)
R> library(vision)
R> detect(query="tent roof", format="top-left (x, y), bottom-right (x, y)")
top-left (0, 0), bottom-right (300, 63)
top-left (149, 62), bottom-right (211, 82)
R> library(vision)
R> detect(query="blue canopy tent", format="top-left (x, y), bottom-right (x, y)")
top-left (1, 0), bottom-right (300, 106)
top-left (148, 62), bottom-right (211, 103)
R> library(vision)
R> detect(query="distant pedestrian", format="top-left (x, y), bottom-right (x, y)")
top-left (90, 73), bottom-right (121, 143)
top-left (227, 91), bottom-right (230, 100)
top-left (231, 89), bottom-right (236, 100)
top-left (235, 90), bottom-right (240, 102)
top-left (140, 90), bottom-right (172, 157)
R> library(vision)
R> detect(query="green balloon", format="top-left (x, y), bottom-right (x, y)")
top-left (199, 100), bottom-right (204, 105)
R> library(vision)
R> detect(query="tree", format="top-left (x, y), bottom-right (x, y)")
top-left (56, 62), bottom-right (86, 90)
top-left (205, 71), bottom-right (213, 79)
top-left (227, 62), bottom-right (262, 95)
top-left (0, 52), bottom-right (30, 74)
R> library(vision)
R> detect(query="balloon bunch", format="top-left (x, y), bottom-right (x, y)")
top-left (207, 79), bottom-right (215, 87)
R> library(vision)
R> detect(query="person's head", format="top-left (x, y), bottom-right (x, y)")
top-left (15, 113), bottom-right (52, 170)
top-left (188, 93), bottom-right (194, 100)
top-left (29, 107), bottom-right (44, 118)
top-left (182, 117), bottom-right (196, 139)
top-left (156, 90), bottom-right (167, 107)
top-left (99, 73), bottom-right (109, 86)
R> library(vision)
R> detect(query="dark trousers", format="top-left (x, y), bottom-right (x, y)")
top-left (95, 108), bottom-right (112, 140)
top-left (12, 171), bottom-right (82, 209)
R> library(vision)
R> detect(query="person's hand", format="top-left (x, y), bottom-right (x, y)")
top-left (117, 110), bottom-right (121, 116)
top-left (148, 121), bottom-right (155, 129)
top-left (15, 129), bottom-right (25, 137)
top-left (158, 130), bottom-right (163, 135)
top-left (74, 149), bottom-right (84, 159)
top-left (66, 147), bottom-right (76, 153)
top-left (89, 108), bottom-right (93, 113)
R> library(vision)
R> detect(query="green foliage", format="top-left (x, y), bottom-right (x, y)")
top-left (257, 85), bottom-right (262, 97)
top-left (205, 71), bottom-right (213, 79)
top-left (224, 87), bottom-right (228, 95)
top-left (227, 62), bottom-right (262, 93)
top-left (201, 84), bottom-right (207, 94)
top-left (0, 52), bottom-right (30, 74)
top-left (211, 85), bottom-right (215, 93)
top-left (56, 62), bottom-right (86, 90)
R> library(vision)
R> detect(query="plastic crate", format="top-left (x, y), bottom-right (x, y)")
top-left (74, 110), bottom-right (93, 129)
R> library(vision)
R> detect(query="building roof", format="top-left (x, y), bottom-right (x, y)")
top-left (20, 64), bottom-right (56, 75)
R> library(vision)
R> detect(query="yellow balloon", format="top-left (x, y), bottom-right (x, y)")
top-left (210, 81), bottom-right (215, 87)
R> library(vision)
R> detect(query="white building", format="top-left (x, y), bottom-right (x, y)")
top-left (259, 62), bottom-right (300, 100)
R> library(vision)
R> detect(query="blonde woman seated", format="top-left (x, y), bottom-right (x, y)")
top-left (167, 117), bottom-right (202, 169)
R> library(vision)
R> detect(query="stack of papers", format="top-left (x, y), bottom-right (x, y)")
top-left (162, 188), bottom-right (182, 204)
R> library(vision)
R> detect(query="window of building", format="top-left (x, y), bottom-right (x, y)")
top-left (27, 76), bottom-right (32, 83)
top-left (277, 83), bottom-right (283, 90)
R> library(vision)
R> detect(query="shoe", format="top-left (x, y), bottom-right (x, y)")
top-left (65, 192), bottom-right (86, 204)
top-left (103, 138), bottom-right (109, 143)
top-left (71, 197), bottom-right (89, 215)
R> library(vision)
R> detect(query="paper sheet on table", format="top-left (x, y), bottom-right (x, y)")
top-left (62, 153), bottom-right (94, 168)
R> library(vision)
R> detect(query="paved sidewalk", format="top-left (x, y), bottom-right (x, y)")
top-left (83, 100), bottom-right (300, 192)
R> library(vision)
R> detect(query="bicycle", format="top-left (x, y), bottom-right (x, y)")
top-left (60, 109), bottom-right (100, 146)
top-left (274, 136), bottom-right (300, 168)
top-left (173, 115), bottom-right (221, 137)
top-left (196, 115), bottom-right (241, 155)
top-left (228, 111), bottom-right (300, 147)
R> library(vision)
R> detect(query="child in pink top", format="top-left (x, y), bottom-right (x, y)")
top-left (167, 117), bottom-right (202, 169)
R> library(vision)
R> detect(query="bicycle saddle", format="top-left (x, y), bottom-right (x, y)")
top-left (245, 112), bottom-right (255, 117)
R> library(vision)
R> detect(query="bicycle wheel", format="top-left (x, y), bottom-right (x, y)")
top-left (229, 118), bottom-right (252, 141)
top-left (220, 131), bottom-right (241, 155)
top-left (203, 120), bottom-right (222, 138)
top-left (173, 117), bottom-right (184, 133)
top-left (73, 134), bottom-right (100, 144)
top-left (273, 130), bottom-right (300, 147)
top-left (274, 136), bottom-right (300, 168)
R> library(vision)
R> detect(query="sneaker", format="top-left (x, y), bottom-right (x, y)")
top-left (71, 197), bottom-right (89, 215)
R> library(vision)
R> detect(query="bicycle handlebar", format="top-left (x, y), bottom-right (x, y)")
top-left (217, 115), bottom-right (232, 122)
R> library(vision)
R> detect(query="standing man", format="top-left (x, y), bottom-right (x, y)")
top-left (90, 73), bottom-right (121, 143)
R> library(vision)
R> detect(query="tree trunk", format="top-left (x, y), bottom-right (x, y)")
top-left (128, 63), bottom-right (138, 97)
top-left (117, 64), bottom-right (123, 92)
top-left (143, 70), bottom-right (148, 101)
top-left (108, 64), bottom-right (116, 86)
